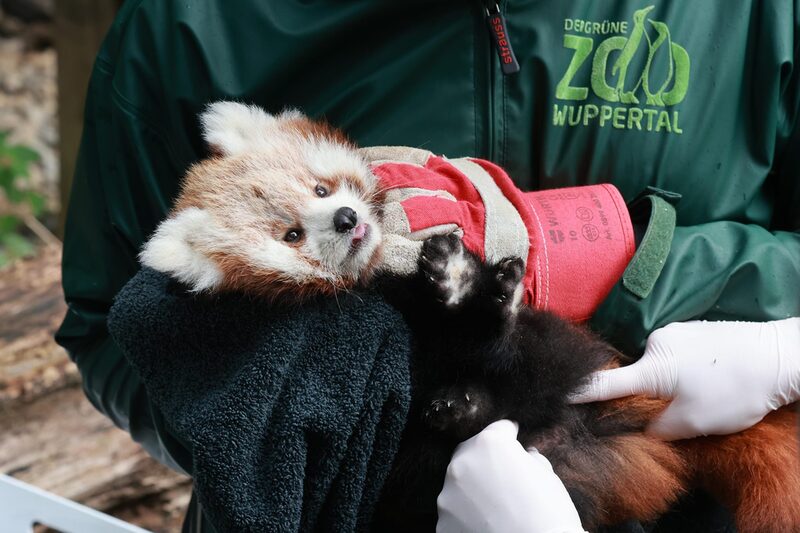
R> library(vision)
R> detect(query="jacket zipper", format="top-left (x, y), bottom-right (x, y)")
top-left (479, 1), bottom-right (516, 165)
top-left (482, 1), bottom-right (520, 75)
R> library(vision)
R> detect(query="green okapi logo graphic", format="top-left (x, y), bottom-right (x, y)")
top-left (554, 6), bottom-right (691, 134)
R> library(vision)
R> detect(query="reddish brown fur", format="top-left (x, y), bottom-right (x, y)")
top-left (569, 393), bottom-right (800, 530)
top-left (284, 117), bottom-right (353, 146)
top-left (208, 248), bottom-right (382, 303)
top-left (535, 357), bottom-right (800, 529)
top-left (679, 405), bottom-right (800, 532)
top-left (599, 432), bottom-right (688, 523)
top-left (592, 396), bottom-right (689, 524)
top-left (208, 251), bottom-right (330, 302)
top-left (528, 392), bottom-right (687, 527)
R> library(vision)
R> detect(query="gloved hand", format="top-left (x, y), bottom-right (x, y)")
top-left (360, 146), bottom-right (636, 322)
top-left (436, 419), bottom-right (586, 533)
top-left (571, 318), bottom-right (800, 440)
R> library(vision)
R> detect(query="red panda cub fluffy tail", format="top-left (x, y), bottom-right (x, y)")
top-left (140, 102), bottom-right (385, 301)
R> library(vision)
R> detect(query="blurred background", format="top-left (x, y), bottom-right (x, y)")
top-left (0, 1), bottom-right (191, 530)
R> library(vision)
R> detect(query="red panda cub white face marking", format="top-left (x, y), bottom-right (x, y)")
top-left (139, 102), bottom-right (384, 301)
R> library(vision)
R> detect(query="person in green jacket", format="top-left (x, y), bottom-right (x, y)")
top-left (56, 1), bottom-right (800, 531)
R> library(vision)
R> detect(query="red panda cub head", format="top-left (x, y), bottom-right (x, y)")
top-left (140, 102), bottom-right (384, 301)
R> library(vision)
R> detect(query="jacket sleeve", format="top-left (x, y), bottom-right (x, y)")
top-left (55, 5), bottom-right (195, 473)
top-left (590, 223), bottom-right (800, 356)
top-left (592, 12), bottom-right (800, 355)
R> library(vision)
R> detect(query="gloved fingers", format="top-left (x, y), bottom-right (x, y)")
top-left (408, 224), bottom-right (462, 242)
top-left (646, 399), bottom-right (699, 441)
top-left (646, 398), bottom-right (731, 441)
top-left (382, 202), bottom-right (412, 234)
top-left (568, 364), bottom-right (649, 403)
top-left (373, 160), bottom-right (469, 197)
top-left (447, 420), bottom-right (521, 481)
top-left (381, 235), bottom-right (424, 277)
top-left (400, 195), bottom-right (466, 232)
top-left (524, 450), bottom-right (587, 533)
top-left (647, 397), bottom-right (770, 441)
top-left (383, 198), bottom-right (460, 236)
top-left (525, 447), bottom-right (557, 472)
top-left (384, 187), bottom-right (457, 204)
top-left (439, 420), bottom-right (587, 533)
top-left (358, 145), bottom-right (432, 167)
top-left (476, 419), bottom-right (520, 439)
top-left (453, 420), bottom-right (520, 456)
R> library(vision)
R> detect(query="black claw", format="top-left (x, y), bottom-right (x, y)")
top-left (422, 386), bottom-right (488, 436)
top-left (487, 257), bottom-right (525, 311)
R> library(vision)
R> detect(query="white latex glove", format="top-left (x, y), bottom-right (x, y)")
top-left (571, 318), bottom-right (800, 440)
top-left (436, 419), bottom-right (586, 533)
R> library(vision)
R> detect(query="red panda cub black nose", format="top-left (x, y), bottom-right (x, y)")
top-left (333, 206), bottom-right (359, 232)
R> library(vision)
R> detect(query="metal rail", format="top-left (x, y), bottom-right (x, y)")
top-left (0, 474), bottom-right (151, 533)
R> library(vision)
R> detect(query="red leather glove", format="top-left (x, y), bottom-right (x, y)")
top-left (360, 146), bottom-right (635, 322)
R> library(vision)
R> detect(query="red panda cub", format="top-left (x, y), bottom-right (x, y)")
top-left (140, 102), bottom-right (385, 302)
top-left (140, 102), bottom-right (800, 533)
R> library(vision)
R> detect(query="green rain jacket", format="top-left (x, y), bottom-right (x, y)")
top-left (57, 0), bottom-right (800, 528)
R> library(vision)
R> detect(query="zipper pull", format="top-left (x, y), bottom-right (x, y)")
top-left (484, 2), bottom-right (520, 75)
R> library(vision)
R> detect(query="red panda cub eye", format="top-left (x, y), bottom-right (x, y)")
top-left (315, 185), bottom-right (329, 197)
top-left (284, 228), bottom-right (304, 243)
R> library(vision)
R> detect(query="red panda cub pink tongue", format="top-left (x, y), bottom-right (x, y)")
top-left (349, 223), bottom-right (370, 253)
top-left (353, 223), bottom-right (367, 240)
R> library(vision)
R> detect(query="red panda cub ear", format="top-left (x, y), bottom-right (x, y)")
top-left (200, 101), bottom-right (282, 157)
top-left (139, 207), bottom-right (226, 292)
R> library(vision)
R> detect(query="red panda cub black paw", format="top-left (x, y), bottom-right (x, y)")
top-left (419, 234), bottom-right (481, 309)
top-left (423, 383), bottom-right (497, 441)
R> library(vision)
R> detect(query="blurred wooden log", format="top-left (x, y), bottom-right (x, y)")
top-left (1, 386), bottom-right (192, 532)
top-left (0, 248), bottom-right (191, 533)
top-left (0, 245), bottom-right (75, 403)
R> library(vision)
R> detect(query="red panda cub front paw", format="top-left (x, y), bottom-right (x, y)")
top-left (487, 257), bottom-right (525, 318)
top-left (419, 234), bottom-right (480, 309)
top-left (422, 384), bottom-right (497, 441)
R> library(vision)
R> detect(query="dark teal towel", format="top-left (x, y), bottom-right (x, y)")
top-left (108, 268), bottom-right (412, 532)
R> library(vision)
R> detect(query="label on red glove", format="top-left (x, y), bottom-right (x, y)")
top-left (523, 185), bottom-right (635, 321)
top-left (470, 160), bottom-right (635, 321)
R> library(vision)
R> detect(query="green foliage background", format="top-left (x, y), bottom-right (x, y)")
top-left (0, 132), bottom-right (44, 267)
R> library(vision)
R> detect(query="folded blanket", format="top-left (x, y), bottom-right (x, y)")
top-left (108, 268), bottom-right (412, 532)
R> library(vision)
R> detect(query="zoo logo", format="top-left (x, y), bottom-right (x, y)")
top-left (553, 6), bottom-right (691, 134)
